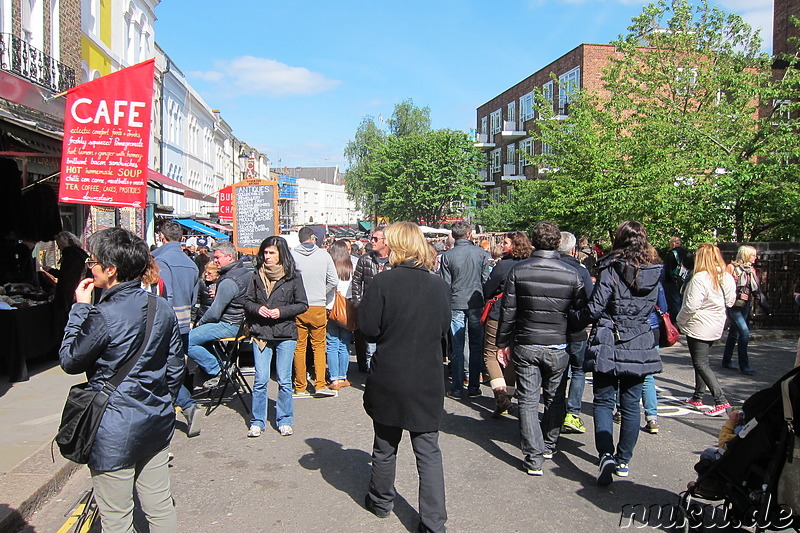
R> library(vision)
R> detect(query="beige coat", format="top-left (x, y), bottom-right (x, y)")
top-left (676, 270), bottom-right (736, 341)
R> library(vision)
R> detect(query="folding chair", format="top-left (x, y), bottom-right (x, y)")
top-left (205, 323), bottom-right (253, 415)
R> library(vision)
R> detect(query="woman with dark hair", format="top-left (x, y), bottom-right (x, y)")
top-left (359, 221), bottom-right (451, 533)
top-left (244, 235), bottom-right (308, 438)
top-left (48, 231), bottom-right (89, 329)
top-left (571, 220), bottom-right (663, 486)
top-left (60, 227), bottom-right (182, 531)
top-left (482, 230), bottom-right (533, 417)
top-left (326, 240), bottom-right (355, 390)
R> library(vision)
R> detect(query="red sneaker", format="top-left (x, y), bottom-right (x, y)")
top-left (704, 403), bottom-right (731, 417)
top-left (683, 398), bottom-right (708, 409)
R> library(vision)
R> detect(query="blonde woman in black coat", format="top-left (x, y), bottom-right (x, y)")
top-left (359, 221), bottom-right (451, 533)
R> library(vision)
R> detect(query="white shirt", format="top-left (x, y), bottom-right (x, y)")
top-left (676, 270), bottom-right (736, 341)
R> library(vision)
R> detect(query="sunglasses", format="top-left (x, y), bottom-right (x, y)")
top-left (85, 258), bottom-right (101, 268)
top-left (371, 236), bottom-right (384, 241)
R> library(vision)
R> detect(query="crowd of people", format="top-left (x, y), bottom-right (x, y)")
top-left (56, 218), bottom-right (777, 533)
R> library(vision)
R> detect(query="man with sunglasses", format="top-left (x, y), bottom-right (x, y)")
top-left (352, 229), bottom-right (392, 372)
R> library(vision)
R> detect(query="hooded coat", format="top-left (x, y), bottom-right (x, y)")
top-left (571, 256), bottom-right (663, 377)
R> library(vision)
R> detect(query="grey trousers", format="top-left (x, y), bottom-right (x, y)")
top-left (367, 421), bottom-right (447, 533)
top-left (90, 447), bottom-right (177, 533)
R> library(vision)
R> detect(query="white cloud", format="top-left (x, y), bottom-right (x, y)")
top-left (189, 56), bottom-right (341, 98)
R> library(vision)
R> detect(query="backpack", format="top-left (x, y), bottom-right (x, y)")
top-left (670, 250), bottom-right (689, 283)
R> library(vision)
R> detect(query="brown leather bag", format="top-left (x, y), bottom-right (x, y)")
top-left (329, 291), bottom-right (357, 331)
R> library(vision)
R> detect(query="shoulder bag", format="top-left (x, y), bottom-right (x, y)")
top-left (329, 291), bottom-right (357, 331)
top-left (655, 305), bottom-right (680, 347)
top-left (55, 293), bottom-right (157, 464)
top-left (480, 293), bottom-right (502, 326)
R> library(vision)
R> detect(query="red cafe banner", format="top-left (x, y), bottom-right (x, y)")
top-left (58, 59), bottom-right (155, 208)
top-left (218, 186), bottom-right (233, 219)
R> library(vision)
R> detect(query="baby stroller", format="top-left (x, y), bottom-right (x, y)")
top-left (675, 366), bottom-right (800, 532)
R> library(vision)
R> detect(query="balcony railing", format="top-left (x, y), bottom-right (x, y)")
top-left (0, 33), bottom-right (76, 93)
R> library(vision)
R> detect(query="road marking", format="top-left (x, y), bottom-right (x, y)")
top-left (20, 413), bottom-right (62, 426)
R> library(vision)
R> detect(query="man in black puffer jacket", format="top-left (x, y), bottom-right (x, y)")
top-left (496, 221), bottom-right (588, 477)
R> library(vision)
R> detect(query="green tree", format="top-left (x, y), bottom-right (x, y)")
top-left (365, 130), bottom-right (483, 225)
top-left (343, 116), bottom-right (385, 212)
top-left (386, 98), bottom-right (431, 137)
top-left (478, 0), bottom-right (800, 245)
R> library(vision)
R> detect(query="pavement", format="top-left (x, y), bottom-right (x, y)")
top-left (2, 329), bottom-right (799, 532)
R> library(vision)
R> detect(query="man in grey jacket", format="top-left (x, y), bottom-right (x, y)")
top-left (439, 221), bottom-right (491, 399)
top-left (291, 227), bottom-right (339, 397)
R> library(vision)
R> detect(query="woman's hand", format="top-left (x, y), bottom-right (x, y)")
top-left (258, 306), bottom-right (280, 319)
top-left (75, 278), bottom-right (94, 304)
top-left (497, 346), bottom-right (511, 367)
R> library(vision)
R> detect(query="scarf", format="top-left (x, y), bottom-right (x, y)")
top-left (252, 263), bottom-right (286, 351)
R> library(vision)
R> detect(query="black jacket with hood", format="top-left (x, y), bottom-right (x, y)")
top-left (570, 256), bottom-right (663, 377)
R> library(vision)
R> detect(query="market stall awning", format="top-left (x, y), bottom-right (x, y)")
top-left (201, 220), bottom-right (233, 233)
top-left (174, 218), bottom-right (230, 241)
top-left (148, 169), bottom-right (216, 203)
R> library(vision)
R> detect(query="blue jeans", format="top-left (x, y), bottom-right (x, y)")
top-left (187, 321), bottom-right (239, 375)
top-left (250, 339), bottom-right (296, 430)
top-left (326, 321), bottom-right (352, 381)
top-left (514, 345), bottom-right (568, 471)
top-left (723, 302), bottom-right (751, 370)
top-left (642, 374), bottom-right (657, 421)
top-left (450, 309), bottom-right (484, 395)
top-left (174, 333), bottom-right (195, 410)
top-left (565, 339), bottom-right (587, 416)
top-left (593, 372), bottom-right (644, 464)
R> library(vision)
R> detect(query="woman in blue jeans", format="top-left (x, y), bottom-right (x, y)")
top-left (722, 245), bottom-right (768, 375)
top-left (571, 221), bottom-right (663, 486)
top-left (326, 240), bottom-right (355, 390)
top-left (244, 236), bottom-right (308, 438)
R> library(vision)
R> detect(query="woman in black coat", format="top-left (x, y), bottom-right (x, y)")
top-left (359, 222), bottom-right (451, 533)
top-left (244, 236), bottom-right (308, 438)
top-left (570, 220), bottom-right (662, 487)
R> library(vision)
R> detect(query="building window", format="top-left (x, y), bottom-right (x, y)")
top-left (490, 109), bottom-right (502, 135)
top-left (541, 141), bottom-right (554, 155)
top-left (490, 148), bottom-right (501, 173)
top-left (520, 91), bottom-right (535, 122)
top-left (675, 68), bottom-right (697, 97)
top-left (506, 143), bottom-right (515, 165)
top-left (490, 186), bottom-right (502, 203)
top-left (507, 101), bottom-right (515, 124)
top-left (542, 81), bottom-right (554, 114)
top-left (773, 99), bottom-right (792, 123)
top-left (558, 67), bottom-right (580, 115)
top-left (519, 138), bottom-right (534, 167)
top-left (480, 116), bottom-right (487, 134)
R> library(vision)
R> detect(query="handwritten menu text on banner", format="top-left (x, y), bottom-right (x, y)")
top-left (58, 59), bottom-right (155, 208)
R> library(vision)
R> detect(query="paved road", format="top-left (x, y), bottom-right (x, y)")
top-left (22, 338), bottom-right (798, 532)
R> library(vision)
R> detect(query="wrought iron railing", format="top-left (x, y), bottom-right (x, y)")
top-left (0, 32), bottom-right (76, 93)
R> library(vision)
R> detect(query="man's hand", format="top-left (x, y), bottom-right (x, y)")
top-left (75, 278), bottom-right (94, 304)
top-left (258, 306), bottom-right (280, 319)
top-left (497, 346), bottom-right (511, 367)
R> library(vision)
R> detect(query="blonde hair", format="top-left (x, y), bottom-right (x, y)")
top-left (693, 243), bottom-right (726, 290)
top-left (204, 260), bottom-right (220, 280)
top-left (733, 245), bottom-right (757, 267)
top-left (385, 221), bottom-right (434, 270)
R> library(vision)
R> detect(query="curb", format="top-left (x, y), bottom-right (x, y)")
top-left (0, 442), bottom-right (80, 532)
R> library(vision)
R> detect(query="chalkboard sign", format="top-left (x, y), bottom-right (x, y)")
top-left (232, 178), bottom-right (278, 253)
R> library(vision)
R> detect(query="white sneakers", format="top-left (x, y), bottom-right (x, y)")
top-left (247, 425), bottom-right (262, 438)
top-left (248, 424), bottom-right (293, 437)
top-left (279, 425), bottom-right (293, 436)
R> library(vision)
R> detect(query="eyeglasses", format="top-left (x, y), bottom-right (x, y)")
top-left (371, 236), bottom-right (384, 242)
top-left (85, 258), bottom-right (100, 268)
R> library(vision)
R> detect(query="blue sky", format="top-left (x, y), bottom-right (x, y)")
top-left (154, 0), bottom-right (773, 170)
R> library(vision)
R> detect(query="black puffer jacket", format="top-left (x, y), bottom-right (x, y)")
top-left (570, 256), bottom-right (662, 377)
top-left (496, 250), bottom-right (588, 348)
top-left (244, 271), bottom-right (308, 341)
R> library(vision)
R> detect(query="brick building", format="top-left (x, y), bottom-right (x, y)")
top-left (773, 0), bottom-right (799, 58)
top-left (474, 44), bottom-right (621, 205)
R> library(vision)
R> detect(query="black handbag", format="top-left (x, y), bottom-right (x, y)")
top-left (55, 294), bottom-right (156, 464)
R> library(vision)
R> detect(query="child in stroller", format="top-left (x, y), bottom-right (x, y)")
top-left (679, 366), bottom-right (799, 532)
